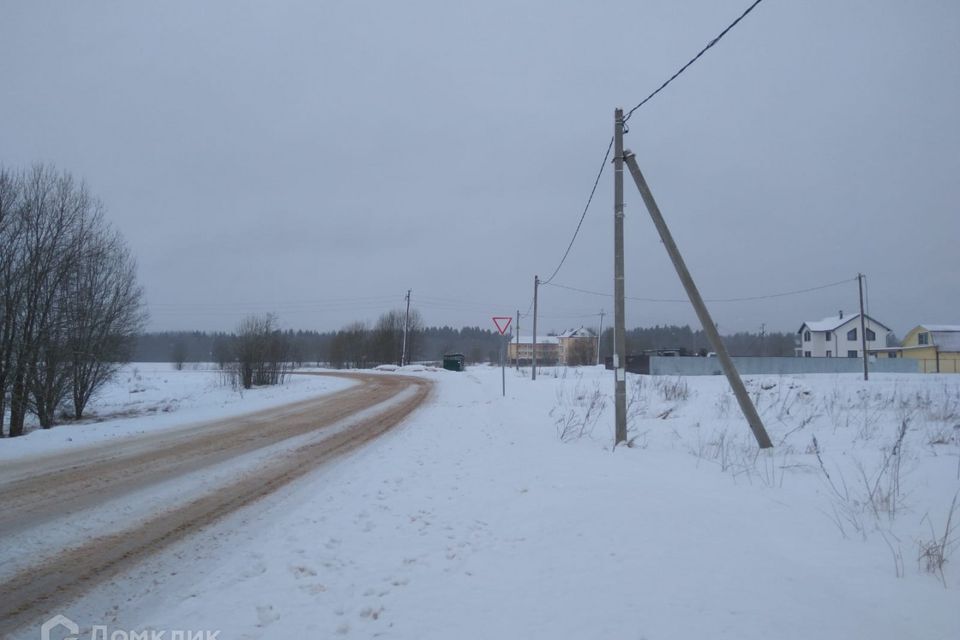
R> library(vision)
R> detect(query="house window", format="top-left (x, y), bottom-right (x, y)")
top-left (825, 331), bottom-right (832, 341)
top-left (804, 351), bottom-right (811, 358)
top-left (847, 350), bottom-right (858, 358)
top-left (803, 331), bottom-right (811, 342)
top-left (918, 332), bottom-right (929, 345)
top-left (888, 353), bottom-right (897, 358)
top-left (826, 350), bottom-right (832, 358)
top-left (866, 328), bottom-right (876, 341)
top-left (847, 328), bottom-right (857, 341)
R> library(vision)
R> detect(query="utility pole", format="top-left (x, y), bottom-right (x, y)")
top-left (613, 108), bottom-right (627, 447)
top-left (532, 275), bottom-right (539, 380)
top-left (597, 309), bottom-right (605, 366)
top-left (623, 149), bottom-right (773, 449)
top-left (401, 289), bottom-right (411, 367)
top-left (516, 309), bottom-right (520, 371)
top-left (760, 323), bottom-right (766, 357)
top-left (858, 273), bottom-right (868, 381)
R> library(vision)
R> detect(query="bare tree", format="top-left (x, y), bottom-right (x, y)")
top-left (171, 340), bottom-right (188, 371)
top-left (5, 167), bottom-right (88, 436)
top-left (329, 321), bottom-right (368, 369)
top-left (370, 310), bottom-right (404, 366)
top-left (65, 224), bottom-right (145, 419)
top-left (0, 165), bottom-right (146, 435)
top-left (368, 308), bottom-right (423, 366)
top-left (0, 168), bottom-right (24, 436)
top-left (211, 335), bottom-right (234, 369)
top-left (565, 338), bottom-right (596, 367)
top-left (29, 301), bottom-right (71, 428)
top-left (232, 314), bottom-right (291, 389)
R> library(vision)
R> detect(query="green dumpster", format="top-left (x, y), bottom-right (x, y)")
top-left (442, 353), bottom-right (465, 372)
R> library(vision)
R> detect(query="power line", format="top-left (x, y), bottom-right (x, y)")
top-left (540, 136), bottom-right (614, 286)
top-left (537, 0), bottom-right (767, 289)
top-left (520, 294), bottom-right (535, 319)
top-left (696, 276), bottom-right (857, 303)
top-left (538, 311), bottom-right (604, 320)
top-left (624, 0), bottom-right (767, 122)
top-left (530, 0), bottom-right (768, 332)
top-left (544, 276), bottom-right (856, 303)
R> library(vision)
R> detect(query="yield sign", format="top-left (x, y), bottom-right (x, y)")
top-left (492, 316), bottom-right (512, 335)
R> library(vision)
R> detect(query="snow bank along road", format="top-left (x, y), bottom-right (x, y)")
top-left (0, 372), bottom-right (431, 636)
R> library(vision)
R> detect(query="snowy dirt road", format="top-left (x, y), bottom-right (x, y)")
top-left (0, 372), bottom-right (431, 637)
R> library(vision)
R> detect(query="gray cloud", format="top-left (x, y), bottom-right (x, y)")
top-left (2, 0), bottom-right (957, 337)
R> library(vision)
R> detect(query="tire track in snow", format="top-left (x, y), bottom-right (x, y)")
top-left (0, 372), bottom-right (431, 637)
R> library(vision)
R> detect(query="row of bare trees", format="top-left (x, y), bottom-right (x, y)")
top-left (0, 165), bottom-right (146, 437)
top-left (328, 309), bottom-right (423, 369)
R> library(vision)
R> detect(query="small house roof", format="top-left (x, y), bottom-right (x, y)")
top-left (931, 331), bottom-right (960, 351)
top-left (513, 336), bottom-right (560, 345)
top-left (557, 326), bottom-right (596, 338)
top-left (908, 325), bottom-right (960, 352)
top-left (798, 313), bottom-right (891, 334)
top-left (919, 324), bottom-right (960, 332)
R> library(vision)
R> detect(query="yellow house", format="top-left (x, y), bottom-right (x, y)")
top-left (894, 325), bottom-right (960, 373)
top-left (507, 336), bottom-right (560, 366)
top-left (556, 327), bottom-right (599, 366)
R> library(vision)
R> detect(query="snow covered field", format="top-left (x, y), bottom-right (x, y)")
top-left (0, 363), bottom-right (356, 464)
top-left (5, 365), bottom-right (959, 639)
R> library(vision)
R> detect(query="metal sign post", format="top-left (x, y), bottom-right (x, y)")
top-left (500, 336), bottom-right (506, 397)
top-left (492, 316), bottom-right (513, 397)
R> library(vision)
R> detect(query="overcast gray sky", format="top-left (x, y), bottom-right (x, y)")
top-left (3, 0), bottom-right (957, 337)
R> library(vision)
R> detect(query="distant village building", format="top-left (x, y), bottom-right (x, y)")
top-left (797, 312), bottom-right (890, 358)
top-left (508, 336), bottom-right (559, 366)
top-left (556, 327), bottom-right (598, 366)
top-left (872, 324), bottom-right (960, 373)
top-left (508, 327), bottom-right (598, 366)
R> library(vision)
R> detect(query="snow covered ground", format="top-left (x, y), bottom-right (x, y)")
top-left (0, 363), bottom-right (356, 464)
top-left (6, 365), bottom-right (960, 639)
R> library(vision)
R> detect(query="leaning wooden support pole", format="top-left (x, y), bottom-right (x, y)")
top-left (623, 150), bottom-right (773, 449)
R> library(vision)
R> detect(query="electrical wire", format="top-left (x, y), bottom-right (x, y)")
top-left (538, 311), bottom-right (604, 320)
top-left (540, 136), bottom-right (614, 286)
top-left (624, 0), bottom-right (766, 122)
top-left (536, 0), bottom-right (766, 291)
top-left (863, 273), bottom-right (870, 320)
top-left (543, 276), bottom-right (857, 303)
top-left (520, 295), bottom-right (534, 319)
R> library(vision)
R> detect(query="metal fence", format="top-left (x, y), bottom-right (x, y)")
top-left (913, 358), bottom-right (960, 374)
top-left (648, 356), bottom-right (920, 376)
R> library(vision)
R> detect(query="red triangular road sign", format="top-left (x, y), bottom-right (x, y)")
top-left (492, 316), bottom-right (512, 335)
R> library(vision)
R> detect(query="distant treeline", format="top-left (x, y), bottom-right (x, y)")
top-left (603, 325), bottom-right (798, 358)
top-left (134, 323), bottom-right (798, 366)
top-left (134, 325), bottom-right (506, 368)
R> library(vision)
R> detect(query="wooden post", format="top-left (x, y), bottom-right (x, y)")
top-left (501, 335), bottom-right (506, 396)
top-left (516, 309), bottom-right (520, 371)
top-left (401, 289), bottom-right (411, 366)
top-left (623, 150), bottom-right (773, 449)
top-left (597, 309), bottom-right (605, 366)
top-left (858, 274), bottom-right (868, 381)
top-left (532, 275), bottom-right (539, 380)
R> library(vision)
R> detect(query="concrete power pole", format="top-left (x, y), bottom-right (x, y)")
top-left (401, 289), bottom-right (411, 367)
top-left (858, 273), bottom-right (868, 381)
top-left (613, 109), bottom-right (628, 446)
top-left (597, 309), bottom-right (605, 366)
top-left (532, 275), bottom-right (539, 380)
top-left (622, 150), bottom-right (773, 450)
